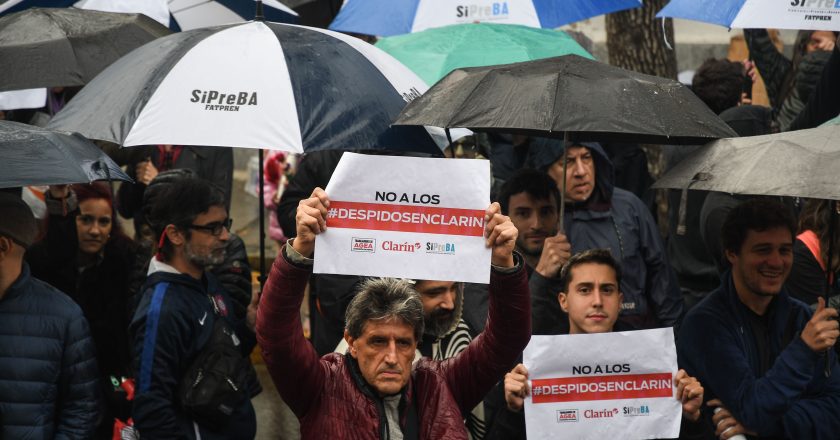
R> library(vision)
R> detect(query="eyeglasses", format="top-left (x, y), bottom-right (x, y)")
top-left (76, 214), bottom-right (112, 228)
top-left (186, 218), bottom-right (233, 236)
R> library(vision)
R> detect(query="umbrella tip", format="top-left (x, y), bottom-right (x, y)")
top-left (255, 0), bottom-right (265, 21)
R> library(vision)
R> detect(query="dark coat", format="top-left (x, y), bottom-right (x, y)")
top-left (536, 142), bottom-right (683, 330)
top-left (27, 211), bottom-right (145, 377)
top-left (256, 248), bottom-right (531, 439)
top-left (0, 263), bottom-right (101, 439)
top-left (130, 267), bottom-right (259, 440)
top-left (678, 273), bottom-right (840, 439)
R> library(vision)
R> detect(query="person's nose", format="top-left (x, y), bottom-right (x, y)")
top-left (219, 225), bottom-right (230, 241)
top-left (384, 340), bottom-right (398, 365)
top-left (88, 221), bottom-right (101, 236)
top-left (441, 289), bottom-right (456, 311)
top-left (767, 250), bottom-right (784, 268)
top-left (592, 290), bottom-right (603, 308)
top-left (572, 158), bottom-right (586, 176)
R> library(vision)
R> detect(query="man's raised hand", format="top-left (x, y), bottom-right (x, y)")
top-left (535, 232), bottom-right (571, 278)
top-left (801, 297), bottom-right (840, 353)
top-left (292, 187), bottom-right (330, 258)
top-left (485, 202), bottom-right (517, 268)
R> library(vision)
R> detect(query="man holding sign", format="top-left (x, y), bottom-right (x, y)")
top-left (256, 187), bottom-right (531, 439)
top-left (488, 249), bottom-right (708, 440)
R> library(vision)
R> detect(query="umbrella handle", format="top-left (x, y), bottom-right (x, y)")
top-left (558, 132), bottom-right (569, 234)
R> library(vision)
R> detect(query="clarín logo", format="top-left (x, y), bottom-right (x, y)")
top-left (556, 409), bottom-right (578, 423)
top-left (190, 89), bottom-right (257, 112)
top-left (351, 237), bottom-right (375, 253)
top-left (623, 405), bottom-right (651, 417)
top-left (584, 408), bottom-right (619, 419)
top-left (382, 241), bottom-right (422, 253)
top-left (426, 242), bottom-right (456, 255)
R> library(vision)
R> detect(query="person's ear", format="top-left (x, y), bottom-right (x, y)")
top-left (725, 249), bottom-right (737, 266)
top-left (558, 291), bottom-right (569, 313)
top-left (0, 236), bottom-right (11, 259)
top-left (165, 224), bottom-right (185, 246)
top-left (344, 330), bottom-right (358, 358)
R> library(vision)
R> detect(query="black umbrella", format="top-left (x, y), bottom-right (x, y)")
top-left (394, 54), bottom-right (736, 145)
top-left (394, 54), bottom-right (736, 229)
top-left (0, 120), bottom-right (131, 188)
top-left (0, 7), bottom-right (171, 91)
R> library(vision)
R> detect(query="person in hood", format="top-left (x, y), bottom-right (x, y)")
top-left (535, 142), bottom-right (683, 330)
top-left (129, 177), bottom-right (260, 439)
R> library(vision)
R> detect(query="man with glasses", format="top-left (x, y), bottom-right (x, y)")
top-left (130, 177), bottom-right (260, 440)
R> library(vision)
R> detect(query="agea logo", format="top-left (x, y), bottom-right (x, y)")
top-left (584, 408), bottom-right (620, 419)
top-left (426, 242), bottom-right (456, 255)
top-left (190, 89), bottom-right (258, 112)
top-left (382, 241), bottom-right (422, 253)
top-left (455, 2), bottom-right (510, 19)
top-left (351, 238), bottom-right (375, 253)
top-left (556, 409), bottom-right (578, 423)
top-left (623, 405), bottom-right (651, 417)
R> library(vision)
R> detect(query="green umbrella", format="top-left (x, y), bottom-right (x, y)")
top-left (375, 22), bottom-right (594, 86)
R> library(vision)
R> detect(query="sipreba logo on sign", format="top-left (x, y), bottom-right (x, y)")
top-left (351, 238), bottom-right (375, 253)
top-left (623, 405), bottom-right (651, 417)
top-left (556, 409), bottom-right (578, 423)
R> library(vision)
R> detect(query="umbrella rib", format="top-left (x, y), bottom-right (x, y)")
top-left (548, 70), bottom-right (564, 136)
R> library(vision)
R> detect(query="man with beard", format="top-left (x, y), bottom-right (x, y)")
top-left (679, 199), bottom-right (840, 439)
top-left (130, 177), bottom-right (260, 439)
top-left (498, 169), bottom-right (571, 335)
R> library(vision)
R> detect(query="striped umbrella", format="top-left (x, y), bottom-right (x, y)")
top-left (47, 20), bottom-right (449, 155)
top-left (656, 0), bottom-right (840, 32)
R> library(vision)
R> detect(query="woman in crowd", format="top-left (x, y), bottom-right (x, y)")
top-left (26, 182), bottom-right (147, 438)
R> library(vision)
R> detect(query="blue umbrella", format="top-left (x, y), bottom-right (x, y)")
top-left (329, 0), bottom-right (642, 37)
top-left (656, 0), bottom-right (840, 31)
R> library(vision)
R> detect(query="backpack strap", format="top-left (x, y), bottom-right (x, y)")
top-left (138, 282), bottom-right (170, 393)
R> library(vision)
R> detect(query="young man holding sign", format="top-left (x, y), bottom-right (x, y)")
top-left (679, 199), bottom-right (840, 439)
top-left (256, 188), bottom-right (531, 439)
top-left (489, 249), bottom-right (708, 439)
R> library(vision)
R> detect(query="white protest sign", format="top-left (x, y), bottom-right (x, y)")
top-left (523, 328), bottom-right (681, 440)
top-left (732, 0), bottom-right (840, 31)
top-left (314, 153), bottom-right (491, 283)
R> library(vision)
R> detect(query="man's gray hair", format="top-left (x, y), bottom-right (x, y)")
top-left (345, 278), bottom-right (425, 341)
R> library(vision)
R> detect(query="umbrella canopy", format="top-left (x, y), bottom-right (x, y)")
top-left (653, 124), bottom-right (840, 200)
top-left (0, 7), bottom-right (171, 92)
top-left (329, 0), bottom-right (642, 37)
top-left (394, 54), bottom-right (737, 145)
top-left (47, 20), bottom-right (449, 155)
top-left (375, 23), bottom-right (593, 86)
top-left (656, 0), bottom-right (840, 32)
top-left (0, 120), bottom-right (131, 188)
top-left (74, 0), bottom-right (298, 31)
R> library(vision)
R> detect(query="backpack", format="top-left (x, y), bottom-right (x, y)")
top-left (178, 294), bottom-right (250, 431)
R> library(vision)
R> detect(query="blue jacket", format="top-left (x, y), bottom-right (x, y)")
top-left (678, 272), bottom-right (840, 439)
top-left (0, 263), bottom-right (101, 439)
top-left (130, 264), bottom-right (258, 440)
top-left (536, 141), bottom-right (683, 329)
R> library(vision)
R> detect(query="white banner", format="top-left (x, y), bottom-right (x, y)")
top-left (523, 329), bottom-right (681, 440)
top-left (314, 153), bottom-right (491, 283)
top-left (733, 0), bottom-right (840, 31)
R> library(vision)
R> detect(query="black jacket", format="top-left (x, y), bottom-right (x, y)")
top-left (130, 266), bottom-right (259, 439)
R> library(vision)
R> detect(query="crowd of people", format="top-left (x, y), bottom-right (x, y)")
top-left (1, 20), bottom-right (840, 440)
